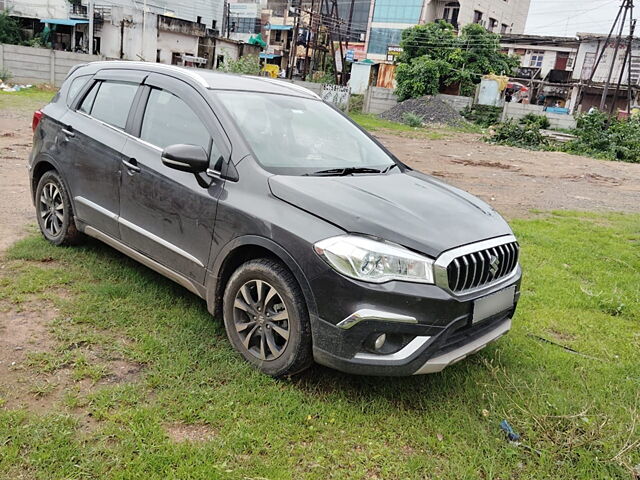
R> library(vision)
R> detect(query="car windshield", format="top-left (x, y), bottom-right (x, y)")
top-left (212, 90), bottom-right (396, 175)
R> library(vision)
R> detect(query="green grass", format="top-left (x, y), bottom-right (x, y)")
top-left (0, 87), bottom-right (56, 111)
top-left (350, 112), bottom-right (482, 138)
top-left (0, 212), bottom-right (638, 479)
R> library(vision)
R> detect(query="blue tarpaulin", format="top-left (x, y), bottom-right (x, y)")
top-left (40, 19), bottom-right (90, 26)
top-left (266, 24), bottom-right (293, 31)
top-left (260, 53), bottom-right (282, 59)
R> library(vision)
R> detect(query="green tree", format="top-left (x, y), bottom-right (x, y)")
top-left (0, 9), bottom-right (23, 45)
top-left (221, 55), bottom-right (261, 75)
top-left (395, 21), bottom-right (519, 100)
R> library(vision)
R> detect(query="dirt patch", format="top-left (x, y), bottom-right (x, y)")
top-left (375, 130), bottom-right (640, 218)
top-left (0, 116), bottom-right (36, 254)
top-left (164, 423), bottom-right (217, 443)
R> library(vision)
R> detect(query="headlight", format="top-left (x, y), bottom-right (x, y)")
top-left (314, 235), bottom-right (434, 284)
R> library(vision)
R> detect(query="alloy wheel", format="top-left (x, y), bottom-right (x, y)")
top-left (233, 279), bottom-right (290, 361)
top-left (39, 182), bottom-right (64, 237)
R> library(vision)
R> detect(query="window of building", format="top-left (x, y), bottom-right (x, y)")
top-left (367, 28), bottom-right (404, 55)
top-left (529, 50), bottom-right (544, 68)
top-left (473, 10), bottom-right (483, 24)
top-left (488, 18), bottom-right (498, 32)
top-left (581, 52), bottom-right (596, 80)
top-left (443, 2), bottom-right (460, 27)
top-left (140, 89), bottom-right (212, 154)
top-left (274, 30), bottom-right (282, 43)
top-left (79, 81), bottom-right (138, 130)
top-left (630, 56), bottom-right (640, 84)
top-left (373, 0), bottom-right (423, 24)
top-left (501, 23), bottom-right (509, 34)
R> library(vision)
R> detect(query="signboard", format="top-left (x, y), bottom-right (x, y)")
top-left (345, 49), bottom-right (355, 63)
top-left (321, 84), bottom-right (351, 111)
top-left (386, 45), bottom-right (403, 63)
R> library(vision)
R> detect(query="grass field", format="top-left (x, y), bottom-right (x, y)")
top-left (0, 212), bottom-right (638, 479)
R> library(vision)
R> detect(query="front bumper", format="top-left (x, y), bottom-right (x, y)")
top-left (310, 267), bottom-right (521, 376)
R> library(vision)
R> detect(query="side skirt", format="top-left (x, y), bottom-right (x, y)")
top-left (83, 225), bottom-right (206, 299)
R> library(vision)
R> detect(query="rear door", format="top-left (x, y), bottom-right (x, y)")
top-left (118, 73), bottom-right (230, 284)
top-left (61, 70), bottom-right (145, 238)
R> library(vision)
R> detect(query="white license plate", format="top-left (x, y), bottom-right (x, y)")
top-left (472, 286), bottom-right (516, 324)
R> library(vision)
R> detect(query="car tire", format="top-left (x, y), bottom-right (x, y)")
top-left (35, 170), bottom-right (82, 246)
top-left (222, 258), bottom-right (313, 377)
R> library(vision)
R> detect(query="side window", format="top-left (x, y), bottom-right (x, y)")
top-left (90, 82), bottom-right (138, 129)
top-left (140, 88), bottom-right (213, 154)
top-left (66, 75), bottom-right (91, 106)
top-left (78, 81), bottom-right (138, 130)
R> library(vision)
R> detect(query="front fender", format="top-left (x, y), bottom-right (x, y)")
top-left (205, 234), bottom-right (319, 325)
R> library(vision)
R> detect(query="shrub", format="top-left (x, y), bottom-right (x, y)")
top-left (221, 55), bottom-right (261, 75)
top-left (461, 105), bottom-right (502, 127)
top-left (0, 67), bottom-right (12, 83)
top-left (486, 120), bottom-right (548, 149)
top-left (520, 113), bottom-right (550, 129)
top-left (562, 112), bottom-right (640, 163)
top-left (402, 112), bottom-right (423, 128)
top-left (349, 94), bottom-right (364, 114)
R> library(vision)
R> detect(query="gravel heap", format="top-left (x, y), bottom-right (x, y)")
top-left (380, 96), bottom-right (468, 127)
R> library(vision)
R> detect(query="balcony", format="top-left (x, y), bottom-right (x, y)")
top-left (69, 3), bottom-right (88, 18)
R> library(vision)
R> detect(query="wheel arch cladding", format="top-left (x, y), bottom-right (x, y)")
top-left (207, 236), bottom-right (319, 325)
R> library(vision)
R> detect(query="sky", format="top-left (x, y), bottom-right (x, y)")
top-left (525, 0), bottom-right (629, 37)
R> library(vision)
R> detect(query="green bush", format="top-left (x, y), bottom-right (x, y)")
top-left (395, 57), bottom-right (444, 100)
top-left (0, 67), bottom-right (12, 83)
top-left (402, 112), bottom-right (423, 128)
top-left (221, 55), bottom-right (261, 75)
top-left (349, 94), bottom-right (364, 114)
top-left (562, 111), bottom-right (640, 163)
top-left (461, 105), bottom-right (502, 127)
top-left (486, 120), bottom-right (548, 149)
top-left (520, 113), bottom-right (550, 130)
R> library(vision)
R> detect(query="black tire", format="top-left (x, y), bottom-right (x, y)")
top-left (35, 170), bottom-right (82, 246)
top-left (222, 258), bottom-right (313, 377)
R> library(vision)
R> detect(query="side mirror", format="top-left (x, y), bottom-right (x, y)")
top-left (161, 144), bottom-right (209, 173)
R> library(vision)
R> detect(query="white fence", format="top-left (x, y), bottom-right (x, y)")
top-left (0, 44), bottom-right (103, 87)
top-left (502, 103), bottom-right (577, 130)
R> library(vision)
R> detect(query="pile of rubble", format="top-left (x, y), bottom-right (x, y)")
top-left (380, 96), bottom-right (468, 127)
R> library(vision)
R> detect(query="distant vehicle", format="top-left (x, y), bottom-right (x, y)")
top-left (29, 62), bottom-right (522, 377)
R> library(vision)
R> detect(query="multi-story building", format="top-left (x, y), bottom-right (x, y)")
top-left (365, 0), bottom-right (531, 61)
top-left (227, 1), bottom-right (262, 43)
top-left (569, 33), bottom-right (640, 113)
top-left (500, 34), bottom-right (578, 107)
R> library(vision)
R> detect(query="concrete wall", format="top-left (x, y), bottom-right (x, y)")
top-left (502, 102), bottom-right (577, 130)
top-left (361, 88), bottom-right (471, 114)
top-left (99, 7), bottom-right (159, 62)
top-left (157, 30), bottom-right (200, 65)
top-left (283, 79), bottom-right (323, 96)
top-left (437, 93), bottom-right (472, 112)
top-left (363, 86), bottom-right (399, 114)
top-left (7, 0), bottom-right (68, 20)
top-left (0, 43), bottom-right (102, 86)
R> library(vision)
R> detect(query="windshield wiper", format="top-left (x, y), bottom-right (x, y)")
top-left (303, 167), bottom-right (383, 177)
top-left (381, 164), bottom-right (399, 174)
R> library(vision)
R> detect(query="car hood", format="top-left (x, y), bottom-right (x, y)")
top-left (268, 171), bottom-right (513, 257)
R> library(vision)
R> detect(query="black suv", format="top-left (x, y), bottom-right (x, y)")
top-left (29, 62), bottom-right (521, 377)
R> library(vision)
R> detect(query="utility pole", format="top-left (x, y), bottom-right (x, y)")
top-left (609, 18), bottom-right (636, 115)
top-left (345, 0), bottom-right (355, 51)
top-left (88, 0), bottom-right (94, 54)
top-left (302, 0), bottom-right (316, 80)
top-left (287, 1), bottom-right (300, 79)
top-left (600, 0), bottom-right (631, 110)
top-left (141, 0), bottom-right (147, 60)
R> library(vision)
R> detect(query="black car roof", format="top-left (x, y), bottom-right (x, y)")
top-left (72, 61), bottom-right (320, 100)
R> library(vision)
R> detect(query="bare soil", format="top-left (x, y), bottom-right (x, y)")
top-left (373, 130), bottom-right (640, 218)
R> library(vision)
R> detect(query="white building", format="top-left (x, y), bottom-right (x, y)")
top-left (227, 1), bottom-right (262, 43)
top-left (366, 0), bottom-right (532, 61)
top-left (569, 33), bottom-right (640, 113)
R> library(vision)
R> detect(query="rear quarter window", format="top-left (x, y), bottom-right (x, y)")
top-left (78, 81), bottom-right (138, 130)
top-left (66, 75), bottom-right (91, 107)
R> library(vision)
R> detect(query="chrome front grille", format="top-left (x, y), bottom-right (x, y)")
top-left (445, 241), bottom-right (519, 293)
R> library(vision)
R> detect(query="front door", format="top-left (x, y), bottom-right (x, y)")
top-left (118, 74), bottom-right (230, 285)
top-left (60, 74), bottom-right (142, 238)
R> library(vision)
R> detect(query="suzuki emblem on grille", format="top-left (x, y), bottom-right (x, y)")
top-left (489, 255), bottom-right (500, 276)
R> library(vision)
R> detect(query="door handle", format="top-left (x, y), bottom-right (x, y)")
top-left (61, 127), bottom-right (75, 138)
top-left (122, 158), bottom-right (141, 173)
